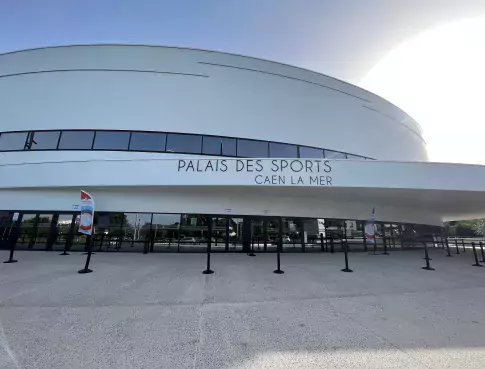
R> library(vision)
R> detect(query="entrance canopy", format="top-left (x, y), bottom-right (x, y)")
top-left (1, 158), bottom-right (485, 225)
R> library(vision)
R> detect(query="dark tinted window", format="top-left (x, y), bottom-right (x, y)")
top-left (27, 131), bottom-right (60, 150)
top-left (93, 131), bottom-right (130, 150)
top-left (166, 134), bottom-right (202, 154)
top-left (346, 154), bottom-right (363, 160)
top-left (299, 146), bottom-right (324, 158)
top-left (324, 150), bottom-right (346, 159)
top-left (237, 139), bottom-right (268, 157)
top-left (0, 132), bottom-right (28, 151)
top-left (269, 142), bottom-right (298, 158)
top-left (58, 131), bottom-right (95, 150)
top-left (202, 136), bottom-right (237, 156)
top-left (129, 132), bottom-right (166, 152)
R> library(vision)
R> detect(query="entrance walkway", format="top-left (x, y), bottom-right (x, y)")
top-left (1, 250), bottom-right (484, 368)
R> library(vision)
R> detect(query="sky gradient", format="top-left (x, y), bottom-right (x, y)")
top-left (2, 0), bottom-right (485, 82)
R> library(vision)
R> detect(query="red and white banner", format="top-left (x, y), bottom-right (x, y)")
top-left (79, 190), bottom-right (95, 235)
top-left (364, 207), bottom-right (375, 244)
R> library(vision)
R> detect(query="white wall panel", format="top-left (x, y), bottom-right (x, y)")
top-left (0, 45), bottom-right (427, 161)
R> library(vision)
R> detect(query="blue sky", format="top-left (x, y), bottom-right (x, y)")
top-left (2, 0), bottom-right (485, 82)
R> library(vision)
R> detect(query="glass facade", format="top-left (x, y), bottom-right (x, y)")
top-left (58, 130), bottom-right (95, 150)
top-left (0, 132), bottom-right (28, 151)
top-left (237, 139), bottom-right (269, 157)
top-left (166, 134), bottom-right (202, 154)
top-left (269, 142), bottom-right (298, 158)
top-left (299, 146), bottom-right (324, 158)
top-left (202, 136), bottom-right (237, 156)
top-left (129, 132), bottom-right (166, 152)
top-left (93, 131), bottom-right (130, 150)
top-left (0, 129), bottom-right (372, 160)
top-left (0, 210), bottom-right (437, 254)
top-left (27, 131), bottom-right (60, 150)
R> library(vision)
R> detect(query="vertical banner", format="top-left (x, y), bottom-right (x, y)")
top-left (79, 191), bottom-right (95, 235)
top-left (364, 207), bottom-right (376, 244)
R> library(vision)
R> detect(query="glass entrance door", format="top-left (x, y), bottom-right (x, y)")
top-left (227, 217), bottom-right (243, 252)
top-left (250, 218), bottom-right (266, 252)
top-left (52, 214), bottom-right (75, 251)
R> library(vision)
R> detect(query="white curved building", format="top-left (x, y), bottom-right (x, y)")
top-left (0, 44), bottom-right (484, 253)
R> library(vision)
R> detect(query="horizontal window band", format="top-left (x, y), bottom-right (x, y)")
top-left (0, 129), bottom-right (373, 160)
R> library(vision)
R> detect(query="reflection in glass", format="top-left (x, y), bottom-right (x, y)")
top-left (179, 214), bottom-right (208, 252)
top-left (324, 150), bottom-right (346, 159)
top-left (130, 132), bottom-right (166, 152)
top-left (58, 131), bottom-right (95, 150)
top-left (266, 218), bottom-right (280, 252)
top-left (202, 136), bottom-right (237, 156)
top-left (120, 213), bottom-right (152, 248)
top-left (166, 134), bottom-right (202, 154)
top-left (93, 212), bottom-right (124, 250)
top-left (27, 131), bottom-right (60, 150)
top-left (282, 218), bottom-right (304, 252)
top-left (93, 131), bottom-right (130, 150)
top-left (228, 217), bottom-right (243, 252)
top-left (17, 214), bottom-right (37, 248)
top-left (237, 139), bottom-right (268, 157)
top-left (0, 132), bottom-right (28, 151)
top-left (299, 146), bottom-right (324, 158)
top-left (53, 214), bottom-right (74, 251)
top-left (211, 216), bottom-right (227, 251)
top-left (269, 142), bottom-right (298, 158)
top-left (35, 214), bottom-right (53, 248)
top-left (151, 214), bottom-right (180, 252)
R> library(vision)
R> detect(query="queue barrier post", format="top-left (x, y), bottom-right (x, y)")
top-left (472, 242), bottom-right (483, 267)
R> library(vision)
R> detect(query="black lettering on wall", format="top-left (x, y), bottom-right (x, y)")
top-left (178, 160), bottom-right (186, 171)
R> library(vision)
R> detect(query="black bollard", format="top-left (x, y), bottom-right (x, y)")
top-left (382, 235), bottom-right (389, 255)
top-left (3, 239), bottom-right (18, 263)
top-left (4, 225), bottom-right (19, 263)
top-left (363, 232), bottom-right (368, 252)
top-left (471, 242), bottom-right (483, 267)
top-left (422, 240), bottom-right (435, 271)
top-left (445, 237), bottom-right (452, 257)
top-left (248, 237), bottom-right (255, 257)
top-left (462, 238), bottom-right (466, 252)
top-left (273, 240), bottom-right (284, 274)
top-left (330, 237), bottom-right (334, 253)
top-left (320, 233), bottom-right (324, 251)
top-left (60, 242), bottom-right (70, 256)
top-left (78, 236), bottom-right (93, 274)
top-left (202, 228), bottom-right (214, 274)
top-left (341, 238), bottom-right (353, 272)
top-left (480, 241), bottom-right (485, 263)
top-left (455, 238), bottom-right (460, 254)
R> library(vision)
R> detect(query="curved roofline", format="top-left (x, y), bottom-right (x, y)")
top-left (0, 43), bottom-right (423, 134)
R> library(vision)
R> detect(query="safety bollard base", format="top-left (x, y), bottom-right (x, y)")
top-left (381, 252), bottom-right (389, 255)
top-left (422, 266), bottom-right (435, 271)
top-left (3, 259), bottom-right (17, 263)
top-left (273, 269), bottom-right (284, 274)
top-left (472, 263), bottom-right (483, 267)
top-left (202, 269), bottom-right (214, 274)
top-left (248, 253), bottom-right (256, 257)
top-left (78, 268), bottom-right (93, 274)
top-left (60, 252), bottom-right (69, 256)
top-left (446, 254), bottom-right (452, 257)
top-left (341, 268), bottom-right (353, 273)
